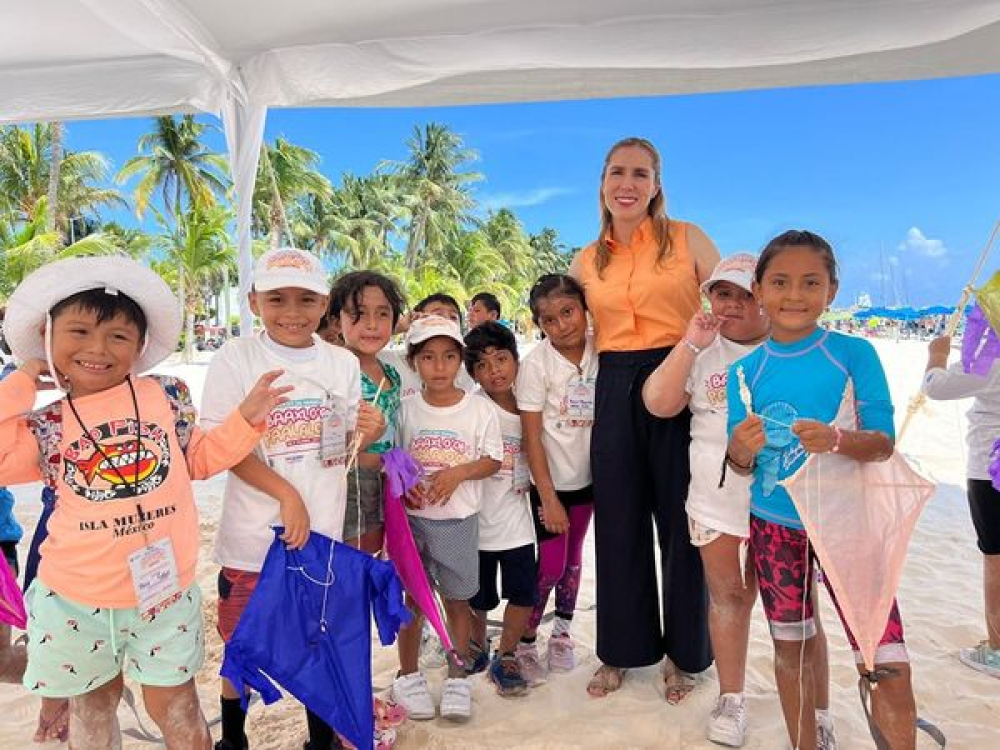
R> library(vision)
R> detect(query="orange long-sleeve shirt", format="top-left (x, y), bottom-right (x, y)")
top-left (0, 371), bottom-right (261, 608)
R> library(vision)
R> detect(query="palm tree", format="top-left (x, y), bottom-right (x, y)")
top-left (0, 200), bottom-right (118, 301)
top-left (117, 115), bottom-right (229, 331)
top-left (254, 138), bottom-right (332, 249)
top-left (388, 123), bottom-right (482, 270)
top-left (299, 173), bottom-right (403, 268)
top-left (529, 228), bottom-right (570, 274)
top-left (152, 204), bottom-right (235, 362)
top-left (116, 115), bottom-right (229, 221)
top-left (0, 123), bottom-right (124, 237)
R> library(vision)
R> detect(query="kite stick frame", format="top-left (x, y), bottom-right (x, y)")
top-left (898, 218), bottom-right (1000, 444)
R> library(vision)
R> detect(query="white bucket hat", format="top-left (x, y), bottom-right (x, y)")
top-left (700, 253), bottom-right (758, 296)
top-left (2, 255), bottom-right (181, 375)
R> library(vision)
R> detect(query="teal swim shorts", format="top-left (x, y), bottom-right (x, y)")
top-left (23, 580), bottom-right (204, 697)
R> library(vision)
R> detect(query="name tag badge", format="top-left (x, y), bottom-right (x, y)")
top-left (128, 537), bottom-right (181, 621)
top-left (565, 376), bottom-right (596, 426)
top-left (320, 394), bottom-right (348, 467)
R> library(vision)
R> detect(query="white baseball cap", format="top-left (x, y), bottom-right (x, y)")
top-left (701, 253), bottom-right (757, 295)
top-left (253, 247), bottom-right (328, 295)
top-left (406, 315), bottom-right (464, 348)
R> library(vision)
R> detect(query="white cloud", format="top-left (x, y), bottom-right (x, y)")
top-left (480, 186), bottom-right (574, 211)
top-left (898, 227), bottom-right (948, 259)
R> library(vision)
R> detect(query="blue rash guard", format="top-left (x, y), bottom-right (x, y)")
top-left (726, 328), bottom-right (894, 530)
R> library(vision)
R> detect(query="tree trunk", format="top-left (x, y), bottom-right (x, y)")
top-left (405, 213), bottom-right (425, 270)
top-left (179, 269), bottom-right (190, 363)
top-left (46, 122), bottom-right (63, 234)
top-left (222, 265), bottom-right (231, 337)
top-left (185, 304), bottom-right (196, 364)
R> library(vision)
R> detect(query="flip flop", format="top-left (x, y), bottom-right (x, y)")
top-left (373, 696), bottom-right (407, 729)
top-left (662, 660), bottom-right (696, 705)
top-left (586, 664), bottom-right (626, 698)
top-left (34, 697), bottom-right (69, 743)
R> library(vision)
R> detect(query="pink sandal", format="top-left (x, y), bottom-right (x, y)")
top-left (373, 696), bottom-right (407, 729)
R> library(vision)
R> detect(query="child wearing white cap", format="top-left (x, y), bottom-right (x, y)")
top-left (642, 253), bottom-right (834, 747)
top-left (0, 255), bottom-right (288, 749)
top-left (391, 315), bottom-right (503, 722)
top-left (202, 247), bottom-right (386, 750)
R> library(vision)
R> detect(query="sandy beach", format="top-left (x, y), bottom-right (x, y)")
top-left (1, 338), bottom-right (999, 748)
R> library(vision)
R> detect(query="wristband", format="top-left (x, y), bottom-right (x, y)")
top-left (830, 426), bottom-right (843, 453)
top-left (682, 339), bottom-right (702, 355)
top-left (726, 451), bottom-right (754, 471)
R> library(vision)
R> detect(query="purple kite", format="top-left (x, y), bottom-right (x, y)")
top-left (381, 448), bottom-right (456, 660)
top-left (961, 302), bottom-right (1000, 376)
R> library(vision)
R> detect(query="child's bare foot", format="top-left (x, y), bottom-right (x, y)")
top-left (33, 697), bottom-right (69, 743)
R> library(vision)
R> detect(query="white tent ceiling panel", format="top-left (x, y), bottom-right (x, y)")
top-left (3, 1), bottom-right (1000, 123)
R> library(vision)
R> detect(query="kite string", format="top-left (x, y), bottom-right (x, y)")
top-left (348, 376), bottom-right (387, 551)
top-left (795, 456), bottom-right (813, 749)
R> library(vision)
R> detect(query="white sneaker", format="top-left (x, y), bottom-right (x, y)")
top-left (390, 672), bottom-right (435, 721)
top-left (515, 642), bottom-right (548, 686)
top-left (707, 693), bottom-right (747, 747)
top-left (546, 634), bottom-right (576, 672)
top-left (816, 710), bottom-right (837, 750)
top-left (439, 676), bottom-right (472, 721)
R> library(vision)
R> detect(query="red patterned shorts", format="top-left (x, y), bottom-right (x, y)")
top-left (750, 515), bottom-right (908, 665)
top-left (217, 567), bottom-right (260, 643)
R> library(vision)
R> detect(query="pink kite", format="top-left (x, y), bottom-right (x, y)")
top-left (381, 448), bottom-right (456, 660)
top-left (782, 384), bottom-right (935, 672)
top-left (0, 555), bottom-right (26, 630)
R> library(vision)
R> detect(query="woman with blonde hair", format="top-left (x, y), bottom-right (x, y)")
top-left (571, 137), bottom-right (719, 700)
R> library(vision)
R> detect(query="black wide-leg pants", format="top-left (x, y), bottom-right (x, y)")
top-left (591, 347), bottom-right (712, 672)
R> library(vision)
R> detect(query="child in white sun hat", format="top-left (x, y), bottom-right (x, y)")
top-left (0, 255), bottom-right (289, 749)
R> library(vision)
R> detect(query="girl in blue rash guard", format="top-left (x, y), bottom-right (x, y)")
top-left (726, 230), bottom-right (919, 750)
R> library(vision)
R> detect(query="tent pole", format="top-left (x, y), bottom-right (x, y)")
top-left (222, 93), bottom-right (267, 337)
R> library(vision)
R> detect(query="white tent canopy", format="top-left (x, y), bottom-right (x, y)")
top-left (4, 0), bottom-right (1000, 329)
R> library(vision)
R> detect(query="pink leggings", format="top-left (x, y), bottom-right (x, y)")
top-left (529, 503), bottom-right (593, 631)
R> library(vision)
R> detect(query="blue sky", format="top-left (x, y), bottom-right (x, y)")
top-left (66, 73), bottom-right (1000, 307)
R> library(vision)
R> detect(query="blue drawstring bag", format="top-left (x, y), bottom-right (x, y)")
top-left (221, 529), bottom-right (411, 750)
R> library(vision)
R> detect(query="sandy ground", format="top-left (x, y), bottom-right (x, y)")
top-left (1, 339), bottom-right (999, 748)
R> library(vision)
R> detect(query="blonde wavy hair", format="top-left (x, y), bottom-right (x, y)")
top-left (593, 137), bottom-right (672, 278)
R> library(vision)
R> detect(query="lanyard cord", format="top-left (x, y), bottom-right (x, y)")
top-left (65, 377), bottom-right (150, 545)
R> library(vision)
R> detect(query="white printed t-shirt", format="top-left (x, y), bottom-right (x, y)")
top-left (477, 396), bottom-right (535, 551)
top-left (686, 336), bottom-right (756, 538)
top-left (396, 391), bottom-right (504, 521)
top-left (203, 332), bottom-right (361, 571)
top-left (515, 335), bottom-right (598, 491)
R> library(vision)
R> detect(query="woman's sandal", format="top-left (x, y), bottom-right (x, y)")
top-left (662, 659), bottom-right (696, 705)
top-left (33, 697), bottom-right (69, 743)
top-left (586, 664), bottom-right (626, 698)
